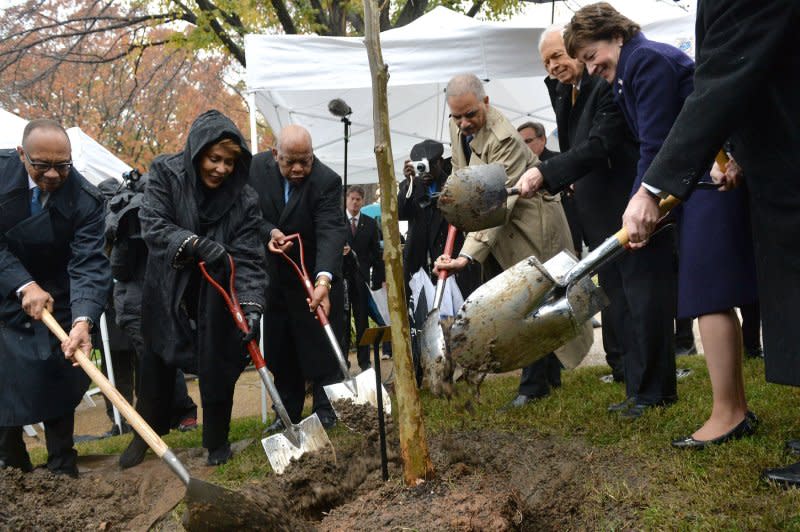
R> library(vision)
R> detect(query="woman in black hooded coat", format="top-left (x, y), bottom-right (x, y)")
top-left (120, 110), bottom-right (267, 467)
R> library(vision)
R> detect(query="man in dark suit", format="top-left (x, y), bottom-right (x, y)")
top-left (623, 0), bottom-right (800, 484)
top-left (343, 185), bottom-right (384, 370)
top-left (0, 119), bottom-right (111, 476)
top-left (518, 27), bottom-right (677, 419)
top-left (248, 125), bottom-right (347, 430)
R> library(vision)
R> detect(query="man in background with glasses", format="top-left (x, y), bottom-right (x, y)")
top-left (0, 119), bottom-right (111, 477)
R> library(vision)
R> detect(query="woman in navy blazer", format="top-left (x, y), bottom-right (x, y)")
top-left (565, 3), bottom-right (758, 448)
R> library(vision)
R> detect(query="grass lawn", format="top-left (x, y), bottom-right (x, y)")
top-left (38, 354), bottom-right (800, 529)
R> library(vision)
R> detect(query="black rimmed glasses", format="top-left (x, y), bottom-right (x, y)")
top-left (23, 151), bottom-right (72, 174)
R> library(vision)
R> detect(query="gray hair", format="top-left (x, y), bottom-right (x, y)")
top-left (445, 73), bottom-right (486, 100)
top-left (517, 121), bottom-right (546, 138)
top-left (538, 24), bottom-right (565, 54)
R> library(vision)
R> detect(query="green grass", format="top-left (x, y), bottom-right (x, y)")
top-left (53, 355), bottom-right (800, 529)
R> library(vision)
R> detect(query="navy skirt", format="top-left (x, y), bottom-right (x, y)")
top-left (677, 185), bottom-right (758, 319)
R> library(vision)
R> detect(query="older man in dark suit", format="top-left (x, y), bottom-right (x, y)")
top-left (343, 185), bottom-right (384, 370)
top-left (518, 26), bottom-right (677, 419)
top-left (249, 125), bottom-right (347, 430)
top-left (0, 119), bottom-right (111, 477)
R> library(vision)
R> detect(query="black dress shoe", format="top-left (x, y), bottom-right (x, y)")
top-left (207, 443), bottom-right (232, 466)
top-left (761, 461), bottom-right (800, 488)
top-left (744, 347), bottom-right (764, 359)
top-left (119, 434), bottom-right (148, 469)
top-left (263, 418), bottom-right (286, 434)
top-left (786, 439), bottom-right (800, 455)
top-left (607, 398), bottom-right (635, 413)
top-left (671, 416), bottom-right (756, 449)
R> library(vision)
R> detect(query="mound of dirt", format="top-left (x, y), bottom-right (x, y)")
top-left (1, 424), bottom-right (646, 530)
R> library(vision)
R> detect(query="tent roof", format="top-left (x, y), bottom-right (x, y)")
top-left (246, 6), bottom-right (694, 184)
top-left (0, 108), bottom-right (131, 185)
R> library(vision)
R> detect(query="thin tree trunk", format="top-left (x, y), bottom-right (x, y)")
top-left (362, 0), bottom-right (434, 485)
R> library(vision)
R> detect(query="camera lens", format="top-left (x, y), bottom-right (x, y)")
top-left (416, 163), bottom-right (426, 173)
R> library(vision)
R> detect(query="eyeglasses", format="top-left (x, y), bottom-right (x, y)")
top-left (24, 151), bottom-right (72, 174)
top-left (449, 109), bottom-right (480, 121)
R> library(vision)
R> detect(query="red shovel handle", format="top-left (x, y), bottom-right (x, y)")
top-left (276, 233), bottom-right (331, 326)
top-left (437, 224), bottom-right (459, 282)
top-left (199, 256), bottom-right (267, 370)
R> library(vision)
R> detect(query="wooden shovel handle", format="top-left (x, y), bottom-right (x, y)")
top-left (41, 309), bottom-right (169, 458)
top-left (612, 195), bottom-right (681, 246)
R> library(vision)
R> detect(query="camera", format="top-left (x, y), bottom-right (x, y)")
top-left (122, 168), bottom-right (142, 190)
top-left (411, 158), bottom-right (429, 177)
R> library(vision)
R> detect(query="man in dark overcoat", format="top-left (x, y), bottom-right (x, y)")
top-left (342, 185), bottom-right (384, 370)
top-left (0, 119), bottom-right (111, 477)
top-left (249, 125), bottom-right (347, 430)
top-left (519, 27), bottom-right (679, 418)
top-left (621, 0), bottom-right (800, 484)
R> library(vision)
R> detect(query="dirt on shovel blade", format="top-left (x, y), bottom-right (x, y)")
top-left (332, 398), bottom-right (393, 436)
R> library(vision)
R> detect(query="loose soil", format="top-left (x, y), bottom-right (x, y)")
top-left (1, 422), bottom-right (648, 531)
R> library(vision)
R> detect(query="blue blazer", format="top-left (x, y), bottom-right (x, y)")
top-left (612, 32), bottom-right (695, 194)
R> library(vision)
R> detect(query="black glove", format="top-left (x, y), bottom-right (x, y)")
top-left (241, 305), bottom-right (261, 345)
top-left (190, 236), bottom-right (227, 266)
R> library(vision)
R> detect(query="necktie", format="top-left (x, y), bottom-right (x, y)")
top-left (463, 134), bottom-right (474, 160)
top-left (350, 217), bottom-right (357, 236)
top-left (571, 85), bottom-right (579, 106)
top-left (284, 181), bottom-right (295, 203)
top-left (30, 186), bottom-right (43, 216)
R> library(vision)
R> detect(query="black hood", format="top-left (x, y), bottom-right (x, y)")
top-left (183, 109), bottom-right (253, 225)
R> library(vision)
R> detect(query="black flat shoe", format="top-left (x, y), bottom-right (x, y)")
top-left (262, 418), bottom-right (286, 435)
top-left (671, 416), bottom-right (755, 449)
top-left (761, 461), bottom-right (800, 488)
top-left (207, 443), bottom-right (232, 466)
top-left (607, 398), bottom-right (635, 413)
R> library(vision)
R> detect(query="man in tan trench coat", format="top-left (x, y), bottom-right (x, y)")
top-left (435, 73), bottom-right (592, 407)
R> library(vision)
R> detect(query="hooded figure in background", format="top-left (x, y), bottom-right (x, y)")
top-left (119, 110), bottom-right (267, 468)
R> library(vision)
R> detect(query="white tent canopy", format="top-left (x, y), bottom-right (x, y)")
top-left (245, 5), bottom-right (695, 185)
top-left (0, 108), bottom-right (131, 185)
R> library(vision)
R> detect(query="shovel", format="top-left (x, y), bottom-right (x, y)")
top-left (199, 257), bottom-right (332, 475)
top-left (437, 163), bottom-right (519, 232)
top-left (40, 309), bottom-right (273, 529)
top-left (419, 224), bottom-right (458, 396)
top-left (276, 233), bottom-right (391, 418)
top-left (449, 195), bottom-right (681, 373)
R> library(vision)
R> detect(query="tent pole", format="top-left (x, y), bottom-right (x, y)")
top-left (248, 92), bottom-right (259, 153)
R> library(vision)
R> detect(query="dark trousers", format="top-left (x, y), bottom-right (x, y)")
top-left (618, 229), bottom-right (678, 405)
top-left (136, 347), bottom-right (230, 452)
top-left (596, 260), bottom-right (627, 381)
top-left (518, 353), bottom-right (562, 397)
top-left (740, 300), bottom-right (761, 352)
top-left (0, 414), bottom-right (77, 475)
top-left (111, 319), bottom-right (196, 428)
top-left (346, 276), bottom-right (371, 370)
top-left (675, 318), bottom-right (696, 351)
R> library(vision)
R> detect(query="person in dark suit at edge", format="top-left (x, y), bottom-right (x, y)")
top-left (249, 125), bottom-right (347, 432)
top-left (342, 185), bottom-right (385, 371)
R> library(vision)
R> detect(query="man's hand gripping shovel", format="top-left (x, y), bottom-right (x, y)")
top-left (274, 233), bottom-right (392, 422)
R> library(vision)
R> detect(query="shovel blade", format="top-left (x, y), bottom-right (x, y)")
top-left (420, 310), bottom-right (454, 397)
top-left (438, 163), bottom-right (509, 231)
top-left (184, 478), bottom-right (275, 530)
top-left (324, 368), bottom-right (392, 417)
top-left (261, 414), bottom-right (332, 475)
